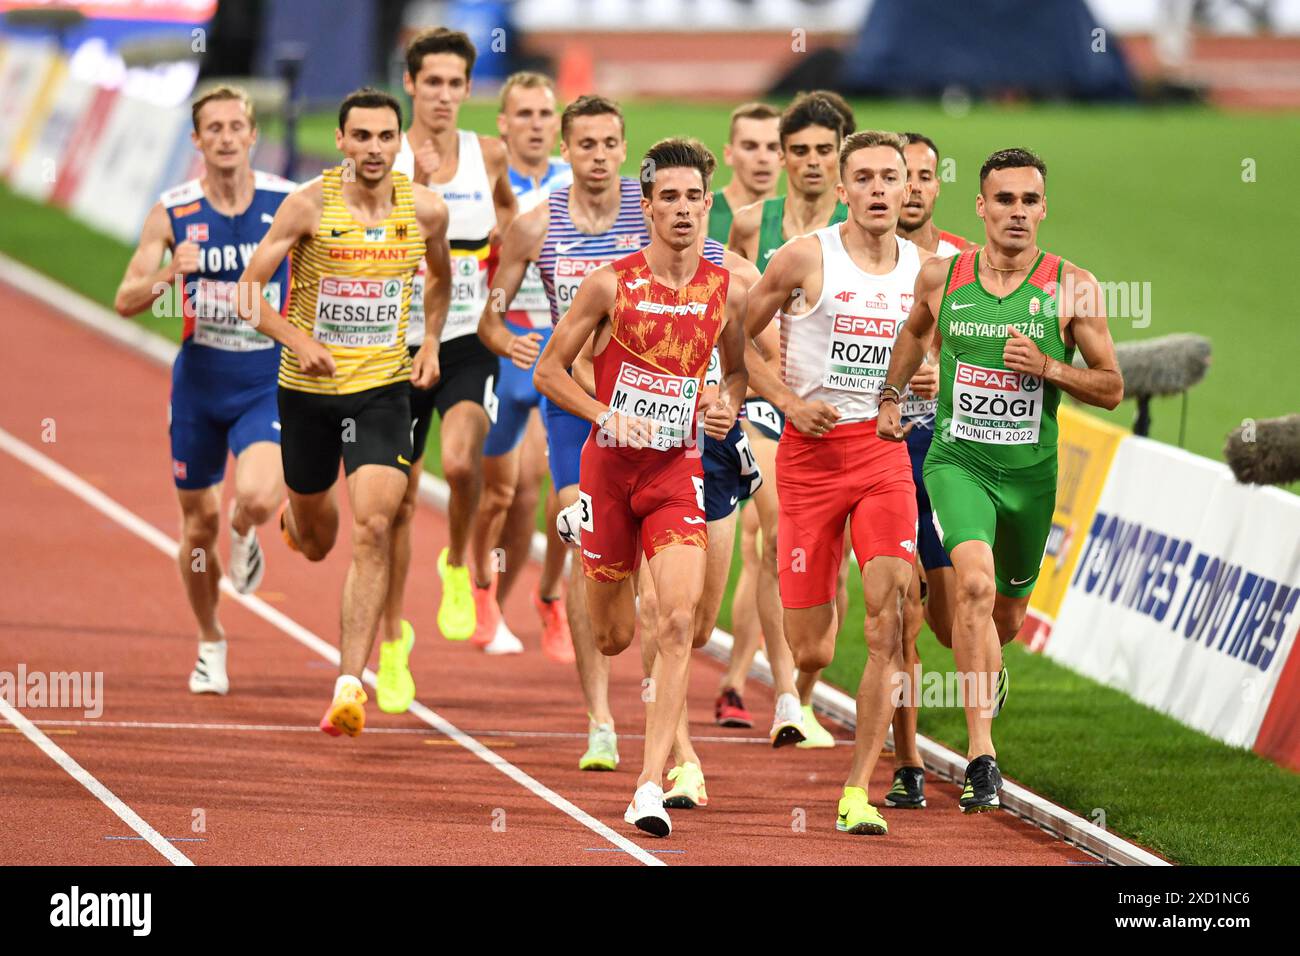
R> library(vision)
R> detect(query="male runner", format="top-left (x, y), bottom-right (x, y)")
top-left (534, 138), bottom-right (748, 837)
top-left (885, 131), bottom-right (972, 809)
top-left (879, 147), bottom-right (1122, 812)
top-left (466, 71), bottom-right (573, 657)
top-left (705, 102), bottom-right (780, 244)
top-left (726, 91), bottom-right (853, 746)
top-left (375, 28), bottom-right (516, 699)
top-left (235, 87), bottom-right (451, 736)
top-left (114, 86), bottom-right (290, 696)
top-left (479, 94), bottom-right (648, 770)
top-left (744, 131), bottom-right (939, 835)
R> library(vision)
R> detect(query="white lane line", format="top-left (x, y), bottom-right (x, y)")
top-left (0, 696), bottom-right (193, 866)
top-left (0, 426), bottom-right (664, 867)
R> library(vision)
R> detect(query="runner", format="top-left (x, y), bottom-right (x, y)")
top-left (113, 86), bottom-right (292, 696)
top-left (479, 94), bottom-right (648, 770)
top-left (705, 102), bottom-right (780, 244)
top-left (743, 130), bottom-right (939, 834)
top-left (885, 131), bottom-right (973, 810)
top-left (467, 71), bottom-right (573, 657)
top-left (234, 87), bottom-right (451, 736)
top-left (878, 147), bottom-right (1123, 812)
top-left (534, 137), bottom-right (748, 837)
top-left (726, 91), bottom-right (854, 746)
top-left (378, 27), bottom-right (517, 693)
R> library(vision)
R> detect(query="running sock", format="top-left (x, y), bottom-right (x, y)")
top-left (334, 675), bottom-right (363, 698)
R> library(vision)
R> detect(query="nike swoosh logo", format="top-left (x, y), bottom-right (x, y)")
top-left (555, 239), bottom-right (591, 255)
top-left (397, 455), bottom-right (411, 466)
top-left (952, 303), bottom-right (976, 310)
top-left (261, 213), bottom-right (275, 225)
top-left (763, 249), bottom-right (776, 259)
top-left (331, 228), bottom-right (354, 237)
top-left (729, 496), bottom-right (738, 505)
top-left (1009, 575), bottom-right (1034, 586)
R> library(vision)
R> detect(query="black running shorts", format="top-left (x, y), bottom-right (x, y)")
top-left (278, 381), bottom-right (413, 495)
top-left (410, 339), bottom-right (499, 460)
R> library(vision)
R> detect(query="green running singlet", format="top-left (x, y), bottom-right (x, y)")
top-left (756, 195), bottom-right (847, 272)
top-left (707, 190), bottom-right (733, 244)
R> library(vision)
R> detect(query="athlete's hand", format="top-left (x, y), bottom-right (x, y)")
top-left (876, 401), bottom-right (911, 442)
top-left (1004, 326), bottom-right (1046, 376)
top-left (413, 140), bottom-right (440, 185)
top-left (702, 396), bottom-right (736, 440)
top-left (787, 398), bottom-right (840, 438)
top-left (171, 241), bottom-right (201, 277)
top-left (294, 338), bottom-right (336, 379)
top-left (601, 412), bottom-right (657, 450)
top-left (411, 342), bottom-right (440, 388)
top-left (908, 361), bottom-right (939, 399)
top-left (509, 332), bottom-right (543, 369)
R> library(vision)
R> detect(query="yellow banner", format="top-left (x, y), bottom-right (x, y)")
top-left (1023, 405), bottom-right (1128, 648)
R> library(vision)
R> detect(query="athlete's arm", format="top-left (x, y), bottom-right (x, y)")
top-left (114, 202), bottom-right (192, 317)
top-left (412, 184), bottom-right (452, 389)
top-left (703, 277), bottom-right (749, 439)
top-left (236, 185), bottom-right (335, 377)
top-left (880, 256), bottom-right (947, 440)
top-left (478, 202), bottom-right (548, 367)
top-left (482, 137), bottom-right (519, 242)
top-left (1009, 262), bottom-right (1123, 410)
top-left (727, 199), bottom-right (762, 262)
top-left (572, 332), bottom-right (597, 397)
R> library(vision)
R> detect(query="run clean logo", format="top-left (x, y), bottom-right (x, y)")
top-left (49, 886), bottom-right (151, 936)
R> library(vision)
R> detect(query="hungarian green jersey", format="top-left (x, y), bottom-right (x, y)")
top-left (756, 195), bottom-right (848, 272)
top-left (930, 248), bottom-right (1075, 471)
top-left (707, 190), bottom-right (733, 244)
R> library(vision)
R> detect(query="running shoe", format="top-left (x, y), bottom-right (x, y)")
top-left (624, 781), bottom-right (671, 837)
top-left (579, 722), bottom-right (619, 771)
top-left (278, 501), bottom-right (299, 554)
top-left (991, 665), bottom-right (1009, 718)
top-left (188, 639), bottom-right (229, 696)
top-left (470, 577), bottom-right (500, 648)
top-left (320, 681), bottom-right (367, 737)
top-left (796, 704), bottom-right (835, 749)
top-left (959, 754), bottom-right (1003, 813)
top-left (483, 618), bottom-right (524, 656)
top-left (555, 500), bottom-right (583, 548)
top-left (714, 688), bottom-right (753, 728)
top-left (836, 786), bottom-right (888, 835)
top-left (534, 588), bottom-right (575, 664)
top-left (885, 766), bottom-right (927, 809)
top-left (770, 692), bottom-right (806, 747)
top-left (227, 503), bottom-right (265, 594)
top-left (437, 547), bottom-right (475, 641)
top-left (663, 762), bottom-right (709, 809)
top-left (375, 620), bottom-right (416, 714)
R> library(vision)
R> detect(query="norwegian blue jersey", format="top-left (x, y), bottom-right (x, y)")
top-left (161, 169), bottom-right (294, 388)
top-left (537, 176), bottom-right (648, 326)
top-left (506, 158), bottom-right (572, 328)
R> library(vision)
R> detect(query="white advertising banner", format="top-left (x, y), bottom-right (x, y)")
top-left (9, 73), bottom-right (94, 202)
top-left (1047, 437), bottom-right (1300, 749)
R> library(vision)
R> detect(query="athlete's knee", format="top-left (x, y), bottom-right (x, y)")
top-left (992, 602), bottom-right (1028, 645)
top-left (353, 512), bottom-right (394, 554)
top-left (791, 637), bottom-right (834, 673)
top-left (480, 475), bottom-right (516, 515)
top-left (659, 607), bottom-right (694, 646)
top-left (593, 618), bottom-right (635, 656)
top-left (955, 568), bottom-right (996, 614)
top-left (391, 496), bottom-right (416, 531)
top-left (181, 507), bottom-right (220, 548)
top-left (902, 589), bottom-right (925, 640)
top-left (298, 536), bottom-right (332, 563)
top-left (235, 491), bottom-right (278, 528)
top-left (442, 446), bottom-right (478, 487)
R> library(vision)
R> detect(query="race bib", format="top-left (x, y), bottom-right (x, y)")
top-left (609, 361), bottom-right (698, 452)
top-left (553, 256), bottom-right (606, 322)
top-left (510, 263), bottom-right (552, 327)
top-left (734, 430), bottom-right (762, 495)
top-left (744, 398), bottom-right (782, 435)
top-left (901, 388), bottom-right (936, 421)
top-left (951, 361), bottom-right (1043, 444)
top-left (703, 348), bottom-right (721, 387)
top-left (442, 250), bottom-right (488, 342)
top-left (823, 313), bottom-right (900, 392)
top-left (191, 278), bottom-right (277, 352)
top-left (314, 275), bottom-right (404, 348)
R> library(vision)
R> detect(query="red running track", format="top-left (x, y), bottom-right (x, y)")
top-left (0, 281), bottom-right (1087, 865)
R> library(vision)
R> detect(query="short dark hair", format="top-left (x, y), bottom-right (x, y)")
top-left (779, 92), bottom-right (847, 147)
top-left (979, 147), bottom-right (1047, 188)
top-left (808, 89), bottom-right (856, 136)
top-left (338, 87), bottom-right (403, 132)
top-left (640, 137), bottom-right (715, 198)
top-left (727, 101), bottom-right (780, 141)
top-left (560, 94), bottom-right (624, 141)
top-left (900, 131), bottom-right (940, 162)
top-left (192, 85), bottom-right (255, 133)
top-left (839, 130), bottom-right (907, 176)
top-left (406, 27), bottom-right (477, 80)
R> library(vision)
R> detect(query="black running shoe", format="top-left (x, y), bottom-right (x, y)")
top-left (959, 754), bottom-right (1003, 813)
top-left (885, 766), bottom-right (927, 809)
top-left (991, 666), bottom-right (1009, 718)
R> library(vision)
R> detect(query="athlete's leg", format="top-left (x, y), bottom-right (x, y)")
top-left (638, 563), bottom-right (702, 769)
top-left (925, 567), bottom-right (957, 647)
top-left (949, 539), bottom-right (1000, 759)
top-left (379, 459), bottom-right (422, 643)
top-left (893, 562), bottom-right (925, 769)
top-left (721, 502), bottom-right (761, 695)
top-left (497, 409), bottom-right (550, 603)
top-left (537, 485), bottom-right (567, 599)
top-left (176, 484), bottom-right (225, 642)
top-left (469, 448), bottom-right (519, 587)
top-left (992, 593), bottom-right (1031, 646)
top-left (440, 401), bottom-right (492, 566)
top-left (559, 479), bottom-right (614, 727)
top-left (752, 435), bottom-right (798, 699)
top-left (284, 486), bottom-right (339, 561)
top-left (230, 441), bottom-right (282, 534)
top-left (339, 464), bottom-right (409, 678)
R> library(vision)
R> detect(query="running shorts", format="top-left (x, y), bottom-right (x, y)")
top-left (278, 381), bottom-right (411, 495)
top-left (906, 424), bottom-right (953, 572)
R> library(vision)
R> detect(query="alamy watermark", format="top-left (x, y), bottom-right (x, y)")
top-left (1, 665), bottom-right (103, 718)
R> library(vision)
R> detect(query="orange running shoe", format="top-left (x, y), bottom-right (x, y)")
top-left (470, 577), bottom-right (500, 648)
top-left (534, 587), bottom-right (574, 664)
top-left (320, 681), bottom-right (367, 737)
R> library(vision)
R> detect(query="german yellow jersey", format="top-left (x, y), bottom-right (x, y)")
top-left (279, 166), bottom-right (426, 395)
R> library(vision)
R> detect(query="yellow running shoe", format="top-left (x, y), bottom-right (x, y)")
top-left (796, 704), bottom-right (836, 749)
top-left (836, 786), bottom-right (888, 835)
top-left (437, 547), bottom-right (476, 641)
top-left (376, 620), bottom-right (416, 714)
top-left (579, 723), bottom-right (619, 771)
top-left (837, 790), bottom-right (889, 832)
top-left (663, 762), bottom-right (709, 809)
top-left (320, 682), bottom-right (367, 737)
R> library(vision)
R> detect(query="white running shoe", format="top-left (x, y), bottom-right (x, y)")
top-left (555, 500), bottom-right (583, 548)
top-left (770, 692), bottom-right (806, 748)
top-left (189, 639), bottom-right (229, 695)
top-left (483, 618), bottom-right (525, 656)
top-left (624, 781), bottom-right (671, 837)
top-left (227, 505), bottom-right (265, 595)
